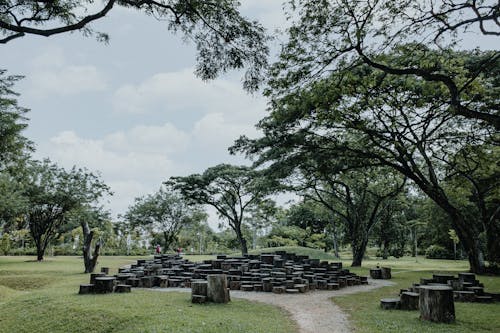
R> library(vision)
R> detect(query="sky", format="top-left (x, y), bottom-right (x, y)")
top-left (2, 1), bottom-right (288, 227)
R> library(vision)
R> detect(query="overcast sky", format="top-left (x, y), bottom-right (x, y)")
top-left (2, 1), bottom-right (288, 226)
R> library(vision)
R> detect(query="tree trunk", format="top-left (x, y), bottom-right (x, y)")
top-left (419, 184), bottom-right (485, 273)
top-left (351, 237), bottom-right (368, 267)
top-left (485, 220), bottom-right (500, 268)
top-left (82, 221), bottom-right (100, 273)
top-left (332, 223), bottom-right (340, 258)
top-left (36, 247), bottom-right (44, 261)
top-left (234, 227), bottom-right (248, 256)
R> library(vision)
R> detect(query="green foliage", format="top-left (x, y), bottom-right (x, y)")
top-left (168, 164), bottom-right (273, 255)
top-left (0, 1), bottom-right (269, 91)
top-left (21, 159), bottom-right (111, 260)
top-left (124, 186), bottom-right (203, 251)
top-left (0, 232), bottom-right (11, 254)
top-left (425, 245), bottom-right (454, 260)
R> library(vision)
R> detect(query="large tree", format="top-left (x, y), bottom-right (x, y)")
top-left (22, 159), bottom-right (110, 261)
top-left (124, 186), bottom-right (204, 252)
top-left (167, 164), bottom-right (269, 255)
top-left (0, 0), bottom-right (269, 91)
top-left (268, 0), bottom-right (499, 127)
top-left (233, 49), bottom-right (498, 273)
top-left (0, 70), bottom-right (32, 229)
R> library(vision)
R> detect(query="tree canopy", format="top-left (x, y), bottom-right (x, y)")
top-left (0, 0), bottom-right (269, 91)
top-left (233, 47), bottom-right (498, 273)
top-left (124, 186), bottom-right (205, 252)
top-left (167, 164), bottom-right (271, 255)
top-left (268, 0), bottom-right (499, 127)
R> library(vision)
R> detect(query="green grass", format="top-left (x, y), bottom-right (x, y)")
top-left (333, 258), bottom-right (500, 333)
top-left (0, 255), bottom-right (297, 333)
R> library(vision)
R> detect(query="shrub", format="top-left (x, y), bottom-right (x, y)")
top-left (425, 245), bottom-right (453, 259)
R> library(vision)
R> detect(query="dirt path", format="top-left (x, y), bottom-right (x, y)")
top-left (154, 279), bottom-right (394, 333)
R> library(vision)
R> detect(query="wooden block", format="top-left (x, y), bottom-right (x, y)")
top-left (240, 284), bottom-right (254, 291)
top-left (453, 291), bottom-right (475, 302)
top-left (419, 285), bottom-right (455, 323)
top-left (115, 284), bottom-right (131, 293)
top-left (79, 284), bottom-right (94, 294)
top-left (191, 294), bottom-right (207, 304)
top-left (380, 298), bottom-right (400, 310)
top-left (400, 292), bottom-right (419, 310)
top-left (272, 286), bottom-right (286, 294)
top-left (286, 288), bottom-right (300, 294)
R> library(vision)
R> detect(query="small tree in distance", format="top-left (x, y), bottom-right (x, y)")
top-left (167, 164), bottom-right (271, 255)
top-left (124, 186), bottom-right (205, 253)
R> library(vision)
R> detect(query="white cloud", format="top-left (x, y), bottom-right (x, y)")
top-left (36, 123), bottom-right (189, 216)
top-left (27, 47), bottom-right (108, 97)
top-left (112, 68), bottom-right (267, 122)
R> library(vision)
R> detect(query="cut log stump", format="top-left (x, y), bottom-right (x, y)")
top-left (381, 267), bottom-right (392, 279)
top-left (380, 298), bottom-right (400, 310)
top-left (370, 268), bottom-right (382, 279)
top-left (115, 284), bottom-right (131, 293)
top-left (79, 284), bottom-right (94, 294)
top-left (207, 274), bottom-right (229, 303)
top-left (191, 281), bottom-right (208, 297)
top-left (192, 294), bottom-right (207, 304)
top-left (400, 292), bottom-right (419, 310)
top-left (94, 277), bottom-right (116, 294)
top-left (419, 285), bottom-right (455, 323)
top-left (453, 291), bottom-right (475, 302)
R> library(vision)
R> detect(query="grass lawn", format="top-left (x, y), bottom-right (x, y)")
top-left (333, 257), bottom-right (500, 333)
top-left (0, 255), bottom-right (297, 333)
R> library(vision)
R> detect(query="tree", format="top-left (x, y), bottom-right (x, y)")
top-left (0, 0), bottom-right (269, 91)
top-left (0, 70), bottom-right (31, 169)
top-left (124, 186), bottom-right (204, 252)
top-left (233, 49), bottom-right (497, 273)
top-left (301, 168), bottom-right (405, 266)
top-left (167, 164), bottom-right (269, 255)
top-left (268, 0), bottom-right (499, 127)
top-left (22, 159), bottom-right (110, 261)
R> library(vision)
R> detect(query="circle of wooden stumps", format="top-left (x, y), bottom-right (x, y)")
top-left (110, 251), bottom-right (368, 297)
top-left (79, 268), bottom-right (131, 295)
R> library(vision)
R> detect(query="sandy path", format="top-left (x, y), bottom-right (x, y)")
top-left (153, 279), bottom-right (394, 333)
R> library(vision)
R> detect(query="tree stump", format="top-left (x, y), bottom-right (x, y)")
top-left (370, 268), bottom-right (382, 279)
top-left (381, 267), bottom-right (392, 279)
top-left (380, 298), bottom-right (400, 310)
top-left (458, 272), bottom-right (476, 284)
top-left (192, 281), bottom-right (208, 297)
top-left (191, 295), bottom-right (207, 304)
top-left (400, 292), bottom-right (419, 310)
top-left (94, 277), bottom-right (116, 294)
top-left (115, 284), bottom-right (131, 293)
top-left (432, 274), bottom-right (454, 285)
top-left (79, 284), bottom-right (94, 294)
top-left (419, 285), bottom-right (455, 323)
top-left (453, 291), bottom-right (475, 302)
top-left (90, 273), bottom-right (105, 284)
top-left (207, 274), bottom-right (229, 303)
top-left (273, 286), bottom-right (286, 294)
top-left (100, 267), bottom-right (109, 274)
top-left (229, 281), bottom-right (241, 290)
top-left (141, 276), bottom-right (154, 288)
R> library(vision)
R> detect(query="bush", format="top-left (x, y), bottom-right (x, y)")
top-left (0, 234), bottom-right (11, 255)
top-left (425, 245), bottom-right (453, 259)
top-left (7, 247), bottom-right (37, 256)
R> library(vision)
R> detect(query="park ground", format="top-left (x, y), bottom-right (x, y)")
top-left (1, 247), bottom-right (499, 333)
